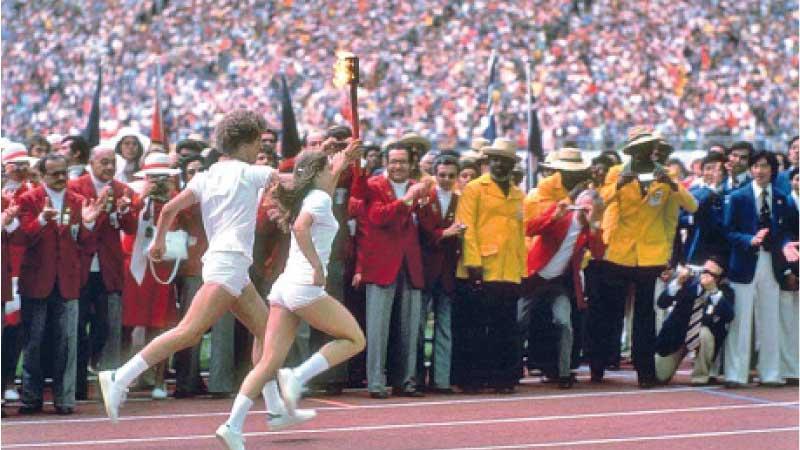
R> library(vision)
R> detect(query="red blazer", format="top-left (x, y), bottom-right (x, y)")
top-left (69, 174), bottom-right (137, 291)
top-left (2, 196), bottom-right (15, 303)
top-left (359, 175), bottom-right (425, 289)
top-left (16, 186), bottom-right (95, 300)
top-left (526, 203), bottom-right (605, 309)
top-left (418, 187), bottom-right (460, 294)
top-left (4, 182), bottom-right (37, 277)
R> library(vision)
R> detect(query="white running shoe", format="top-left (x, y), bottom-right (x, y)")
top-left (215, 424), bottom-right (245, 450)
top-left (4, 388), bottom-right (20, 401)
top-left (277, 368), bottom-right (301, 415)
top-left (98, 370), bottom-right (128, 422)
top-left (267, 408), bottom-right (317, 431)
top-left (151, 385), bottom-right (168, 400)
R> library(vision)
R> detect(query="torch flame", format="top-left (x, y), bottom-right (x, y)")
top-left (333, 51), bottom-right (355, 88)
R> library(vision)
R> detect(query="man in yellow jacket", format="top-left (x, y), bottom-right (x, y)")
top-left (453, 138), bottom-right (526, 394)
top-left (588, 130), bottom-right (698, 388)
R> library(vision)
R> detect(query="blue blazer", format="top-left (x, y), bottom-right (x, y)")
top-left (775, 168), bottom-right (794, 198)
top-left (656, 280), bottom-right (735, 357)
top-left (723, 183), bottom-right (793, 284)
top-left (682, 186), bottom-right (728, 265)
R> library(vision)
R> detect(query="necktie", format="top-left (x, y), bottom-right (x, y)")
top-left (685, 294), bottom-right (705, 352)
top-left (759, 189), bottom-right (771, 248)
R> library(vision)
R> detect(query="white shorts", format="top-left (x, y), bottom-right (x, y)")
top-left (268, 275), bottom-right (327, 311)
top-left (202, 251), bottom-right (252, 297)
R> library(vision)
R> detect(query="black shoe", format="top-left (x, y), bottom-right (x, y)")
top-left (324, 384), bottom-right (344, 396)
top-left (172, 389), bottom-right (194, 399)
top-left (638, 379), bottom-right (656, 389)
top-left (430, 387), bottom-right (455, 395)
top-left (590, 368), bottom-right (604, 383)
top-left (785, 378), bottom-right (799, 386)
top-left (369, 390), bottom-right (389, 399)
top-left (459, 385), bottom-right (481, 395)
top-left (724, 381), bottom-right (745, 389)
top-left (558, 375), bottom-right (576, 389)
top-left (395, 387), bottom-right (425, 397)
top-left (54, 406), bottom-right (74, 415)
top-left (759, 381), bottom-right (785, 388)
top-left (18, 404), bottom-right (43, 415)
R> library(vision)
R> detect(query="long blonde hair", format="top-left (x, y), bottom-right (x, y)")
top-left (272, 150), bottom-right (329, 232)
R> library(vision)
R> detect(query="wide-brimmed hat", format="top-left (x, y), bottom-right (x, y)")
top-left (112, 127), bottom-right (151, 154)
top-left (539, 151), bottom-right (560, 169)
top-left (398, 132), bottom-right (431, 152)
top-left (2, 142), bottom-right (37, 165)
top-left (134, 153), bottom-right (180, 178)
top-left (481, 138), bottom-right (520, 161)
top-left (620, 126), bottom-right (670, 155)
top-left (550, 147), bottom-right (589, 171)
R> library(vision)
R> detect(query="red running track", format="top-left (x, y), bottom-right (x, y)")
top-left (2, 375), bottom-right (798, 450)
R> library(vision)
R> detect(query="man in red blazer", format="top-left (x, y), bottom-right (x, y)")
top-left (417, 154), bottom-right (464, 393)
top-left (68, 144), bottom-right (136, 399)
top-left (360, 142), bottom-right (432, 398)
top-left (521, 190), bottom-right (605, 388)
top-left (16, 154), bottom-right (102, 415)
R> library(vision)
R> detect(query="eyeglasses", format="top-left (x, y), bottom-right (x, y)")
top-left (45, 170), bottom-right (68, 177)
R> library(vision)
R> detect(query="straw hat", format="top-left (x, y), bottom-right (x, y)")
top-left (2, 142), bottom-right (37, 165)
top-left (620, 126), bottom-right (671, 155)
top-left (398, 132), bottom-right (431, 152)
top-left (539, 150), bottom-right (560, 169)
top-left (470, 137), bottom-right (490, 152)
top-left (550, 147), bottom-right (589, 171)
top-left (134, 153), bottom-right (181, 178)
top-left (481, 138), bottom-right (520, 161)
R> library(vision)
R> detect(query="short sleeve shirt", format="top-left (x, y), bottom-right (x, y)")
top-left (282, 189), bottom-right (340, 284)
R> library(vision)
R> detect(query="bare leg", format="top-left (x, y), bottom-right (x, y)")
top-left (238, 306), bottom-right (300, 399)
top-left (229, 283), bottom-right (269, 366)
top-left (296, 295), bottom-right (365, 369)
top-left (139, 283), bottom-right (236, 366)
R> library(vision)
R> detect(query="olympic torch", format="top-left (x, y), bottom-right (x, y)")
top-left (333, 51), bottom-right (360, 139)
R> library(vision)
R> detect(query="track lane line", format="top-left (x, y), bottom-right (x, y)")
top-left (3, 401), bottom-right (796, 448)
top-left (1, 385), bottom-right (723, 426)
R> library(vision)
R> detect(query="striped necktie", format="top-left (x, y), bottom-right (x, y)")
top-left (685, 294), bottom-right (706, 352)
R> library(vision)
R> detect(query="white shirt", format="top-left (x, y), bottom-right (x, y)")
top-left (388, 178), bottom-right (408, 200)
top-left (282, 189), bottom-right (340, 284)
top-left (752, 182), bottom-right (772, 215)
top-left (437, 189), bottom-right (453, 219)
top-left (538, 214), bottom-right (582, 280)
top-left (187, 160), bottom-right (274, 263)
top-left (792, 191), bottom-right (798, 210)
top-left (42, 186), bottom-right (66, 224)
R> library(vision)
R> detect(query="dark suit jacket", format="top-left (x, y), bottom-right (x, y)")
top-left (682, 186), bottom-right (728, 265)
top-left (656, 279), bottom-right (735, 357)
top-left (723, 183), bottom-right (793, 284)
top-left (417, 187), bottom-right (460, 294)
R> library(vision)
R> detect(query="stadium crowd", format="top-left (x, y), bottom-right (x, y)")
top-left (1, 0), bottom-right (798, 149)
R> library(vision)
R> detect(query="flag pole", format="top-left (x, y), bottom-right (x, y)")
top-left (525, 56), bottom-right (535, 191)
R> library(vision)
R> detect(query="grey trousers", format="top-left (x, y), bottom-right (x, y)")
top-left (518, 280), bottom-right (573, 378)
top-left (21, 295), bottom-right (78, 408)
top-left (366, 270), bottom-right (421, 393)
top-left (417, 288), bottom-right (453, 389)
top-left (207, 311), bottom-right (236, 393)
top-left (99, 292), bottom-right (122, 370)
top-left (174, 276), bottom-right (203, 392)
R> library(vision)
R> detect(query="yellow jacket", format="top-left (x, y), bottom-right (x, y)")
top-left (456, 173), bottom-right (527, 283)
top-left (523, 172), bottom-right (569, 224)
top-left (601, 165), bottom-right (698, 267)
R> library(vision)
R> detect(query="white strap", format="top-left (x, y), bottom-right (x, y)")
top-left (149, 257), bottom-right (181, 285)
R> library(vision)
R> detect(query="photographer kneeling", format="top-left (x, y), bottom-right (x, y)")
top-left (655, 256), bottom-right (734, 385)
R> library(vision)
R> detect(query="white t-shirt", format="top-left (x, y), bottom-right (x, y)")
top-left (187, 160), bottom-right (274, 263)
top-left (282, 189), bottom-right (340, 285)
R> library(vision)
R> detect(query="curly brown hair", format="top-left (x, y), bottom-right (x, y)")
top-left (215, 109), bottom-right (267, 155)
top-left (271, 150), bottom-right (329, 232)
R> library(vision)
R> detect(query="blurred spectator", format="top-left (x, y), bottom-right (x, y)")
top-left (683, 152), bottom-right (729, 265)
top-left (724, 141), bottom-right (754, 192)
top-left (58, 135), bottom-right (90, 180)
top-left (776, 135), bottom-right (799, 195)
top-left (25, 135), bottom-right (50, 159)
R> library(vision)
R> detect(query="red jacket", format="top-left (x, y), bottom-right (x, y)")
top-left (68, 174), bottom-right (137, 291)
top-left (526, 203), bottom-right (605, 309)
top-left (16, 186), bottom-right (95, 300)
top-left (418, 187), bottom-right (460, 294)
top-left (1, 196), bottom-right (15, 303)
top-left (359, 175), bottom-right (425, 289)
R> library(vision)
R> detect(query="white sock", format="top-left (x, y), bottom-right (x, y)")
top-left (263, 380), bottom-right (285, 415)
top-left (114, 354), bottom-right (149, 388)
top-left (293, 353), bottom-right (330, 386)
top-left (226, 394), bottom-right (254, 433)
